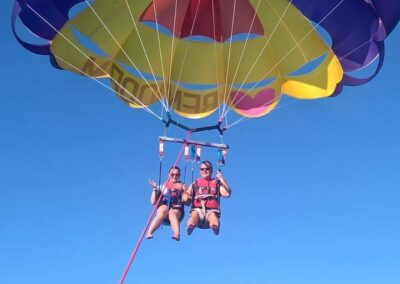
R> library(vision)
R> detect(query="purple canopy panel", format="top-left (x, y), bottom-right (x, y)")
top-left (11, 2), bottom-right (49, 55)
top-left (292, 0), bottom-right (399, 93)
top-left (370, 0), bottom-right (400, 36)
top-left (12, 0), bottom-right (84, 55)
top-left (292, 0), bottom-right (380, 70)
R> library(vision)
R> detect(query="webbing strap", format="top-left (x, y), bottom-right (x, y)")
top-left (183, 162), bottom-right (188, 184)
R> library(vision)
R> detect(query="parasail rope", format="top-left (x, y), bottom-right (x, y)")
top-left (222, 0), bottom-right (239, 112)
top-left (27, 0), bottom-right (371, 132)
top-left (166, 0), bottom-right (179, 110)
top-left (227, 33), bottom-right (380, 129)
top-left (225, 32), bottom-right (380, 130)
top-left (150, 0), bottom-right (170, 111)
top-left (168, 0), bottom-right (203, 111)
top-left (221, 0), bottom-right (295, 117)
top-left (54, 55), bottom-right (161, 119)
top-left (222, 0), bottom-right (285, 116)
top-left (225, 98), bottom-right (299, 129)
top-left (191, 160), bottom-right (195, 189)
top-left (211, 0), bottom-right (223, 119)
top-left (221, 0), bottom-right (346, 119)
top-left (24, 3), bottom-right (162, 119)
top-left (183, 161), bottom-right (188, 185)
top-left (168, 48), bottom-right (188, 112)
top-left (339, 39), bottom-right (374, 62)
top-left (123, 0), bottom-right (169, 110)
top-left (228, 14), bottom-right (384, 131)
top-left (84, 0), bottom-right (168, 111)
top-left (118, 130), bottom-right (192, 284)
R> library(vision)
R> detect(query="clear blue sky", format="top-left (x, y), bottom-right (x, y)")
top-left (1, 2), bottom-right (400, 284)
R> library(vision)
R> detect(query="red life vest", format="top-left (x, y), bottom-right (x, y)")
top-left (160, 180), bottom-right (184, 209)
top-left (191, 178), bottom-right (220, 210)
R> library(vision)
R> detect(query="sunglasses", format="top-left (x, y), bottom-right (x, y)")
top-left (200, 167), bottom-right (211, 171)
top-left (170, 173), bottom-right (180, 177)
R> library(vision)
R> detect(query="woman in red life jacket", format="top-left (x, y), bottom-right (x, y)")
top-left (184, 161), bottom-right (231, 235)
top-left (146, 166), bottom-right (188, 241)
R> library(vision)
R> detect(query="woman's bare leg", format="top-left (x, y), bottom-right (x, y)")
top-left (187, 210), bottom-right (200, 235)
top-left (146, 205), bottom-right (168, 239)
top-left (207, 212), bottom-right (220, 235)
top-left (169, 209), bottom-right (181, 240)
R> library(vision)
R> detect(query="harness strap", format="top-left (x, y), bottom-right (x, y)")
top-left (194, 193), bottom-right (215, 218)
top-left (201, 200), bottom-right (207, 220)
top-left (165, 183), bottom-right (184, 209)
top-left (194, 193), bottom-right (215, 200)
top-left (191, 180), bottom-right (221, 211)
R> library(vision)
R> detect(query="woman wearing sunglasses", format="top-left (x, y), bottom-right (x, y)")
top-left (146, 166), bottom-right (187, 241)
top-left (184, 161), bottom-right (231, 235)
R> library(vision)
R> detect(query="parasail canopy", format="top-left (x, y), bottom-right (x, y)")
top-left (12, 0), bottom-right (400, 122)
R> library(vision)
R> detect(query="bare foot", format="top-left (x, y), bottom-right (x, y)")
top-left (187, 224), bottom-right (194, 235)
top-left (171, 235), bottom-right (180, 241)
top-left (211, 225), bottom-right (219, 235)
top-left (146, 234), bottom-right (153, 239)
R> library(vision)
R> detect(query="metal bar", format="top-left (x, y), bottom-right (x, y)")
top-left (161, 112), bottom-right (227, 135)
top-left (159, 136), bottom-right (229, 149)
top-left (167, 119), bottom-right (192, 131)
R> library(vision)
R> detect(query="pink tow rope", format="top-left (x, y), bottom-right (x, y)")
top-left (118, 131), bottom-right (192, 284)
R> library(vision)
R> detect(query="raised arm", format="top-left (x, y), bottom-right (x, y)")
top-left (149, 179), bottom-right (160, 205)
top-left (216, 171), bottom-right (231, 197)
